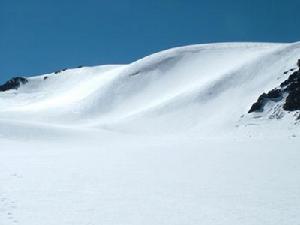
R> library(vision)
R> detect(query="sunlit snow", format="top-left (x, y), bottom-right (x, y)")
top-left (1, 42), bottom-right (300, 225)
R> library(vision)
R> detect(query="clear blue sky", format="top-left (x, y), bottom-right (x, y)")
top-left (1, 0), bottom-right (299, 83)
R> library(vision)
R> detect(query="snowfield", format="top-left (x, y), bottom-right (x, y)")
top-left (1, 42), bottom-right (300, 225)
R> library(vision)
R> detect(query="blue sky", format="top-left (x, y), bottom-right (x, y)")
top-left (1, 0), bottom-right (300, 83)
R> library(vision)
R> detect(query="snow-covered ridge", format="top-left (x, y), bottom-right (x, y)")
top-left (1, 43), bottom-right (300, 225)
top-left (1, 42), bottom-right (300, 135)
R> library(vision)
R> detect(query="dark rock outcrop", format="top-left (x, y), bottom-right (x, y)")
top-left (0, 77), bottom-right (28, 92)
top-left (248, 89), bottom-right (283, 113)
top-left (284, 90), bottom-right (300, 111)
top-left (54, 70), bottom-right (62, 74)
top-left (282, 69), bottom-right (300, 111)
top-left (249, 59), bottom-right (300, 114)
top-left (54, 68), bottom-right (68, 74)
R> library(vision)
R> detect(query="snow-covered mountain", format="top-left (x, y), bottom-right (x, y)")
top-left (1, 42), bottom-right (300, 225)
top-left (1, 42), bottom-right (300, 136)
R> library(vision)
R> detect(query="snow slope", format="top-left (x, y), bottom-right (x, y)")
top-left (1, 42), bottom-right (300, 225)
top-left (1, 42), bottom-right (300, 135)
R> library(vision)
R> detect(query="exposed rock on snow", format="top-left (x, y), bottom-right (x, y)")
top-left (282, 69), bottom-right (300, 111)
top-left (0, 77), bottom-right (28, 92)
top-left (54, 68), bottom-right (68, 74)
top-left (248, 88), bottom-right (283, 113)
top-left (1, 43), bottom-right (300, 225)
top-left (1, 42), bottom-right (300, 133)
top-left (248, 59), bottom-right (300, 118)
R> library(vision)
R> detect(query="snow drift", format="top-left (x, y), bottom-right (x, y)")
top-left (1, 42), bottom-right (300, 225)
top-left (1, 42), bottom-right (300, 136)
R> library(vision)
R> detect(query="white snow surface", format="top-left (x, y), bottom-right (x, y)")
top-left (1, 42), bottom-right (300, 225)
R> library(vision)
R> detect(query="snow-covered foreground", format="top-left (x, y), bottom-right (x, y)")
top-left (1, 42), bottom-right (300, 224)
top-left (1, 132), bottom-right (300, 225)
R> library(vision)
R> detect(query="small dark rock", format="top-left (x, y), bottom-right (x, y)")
top-left (44, 76), bottom-right (48, 80)
top-left (249, 60), bottom-right (300, 116)
top-left (280, 71), bottom-right (300, 89)
top-left (248, 101), bottom-right (264, 113)
top-left (0, 77), bottom-right (28, 92)
top-left (248, 89), bottom-right (282, 113)
top-left (276, 66), bottom-right (300, 112)
top-left (283, 90), bottom-right (300, 111)
top-left (248, 93), bottom-right (267, 113)
top-left (54, 68), bottom-right (68, 74)
top-left (266, 88), bottom-right (282, 99)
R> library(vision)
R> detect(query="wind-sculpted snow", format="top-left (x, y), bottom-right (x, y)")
top-left (2, 42), bottom-right (300, 135)
top-left (1, 42), bottom-right (300, 225)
